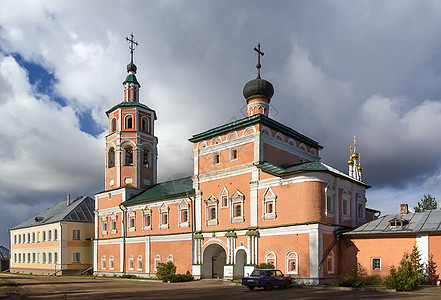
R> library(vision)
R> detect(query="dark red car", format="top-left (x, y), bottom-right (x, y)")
top-left (241, 269), bottom-right (292, 290)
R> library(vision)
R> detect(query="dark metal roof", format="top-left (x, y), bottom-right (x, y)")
top-left (257, 160), bottom-right (370, 188)
top-left (345, 210), bottom-right (441, 236)
top-left (0, 246), bottom-right (10, 260)
top-left (189, 114), bottom-right (322, 149)
top-left (122, 176), bottom-right (194, 206)
top-left (106, 101), bottom-right (157, 119)
top-left (11, 196), bottom-right (95, 230)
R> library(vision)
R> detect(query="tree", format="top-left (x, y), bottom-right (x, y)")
top-left (414, 194), bottom-right (438, 212)
top-left (385, 244), bottom-right (425, 291)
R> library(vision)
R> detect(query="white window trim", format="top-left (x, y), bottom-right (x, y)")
top-left (265, 251), bottom-right (277, 269)
top-left (73, 252), bottom-right (81, 264)
top-left (154, 255), bottom-right (161, 271)
top-left (205, 196), bottom-right (218, 226)
top-left (262, 188), bottom-right (276, 220)
top-left (143, 207), bottom-right (152, 231)
top-left (159, 203), bottom-right (169, 230)
top-left (128, 255), bottom-right (134, 271)
top-left (286, 251), bottom-right (299, 275)
top-left (220, 186), bottom-right (229, 209)
top-left (137, 255), bottom-right (143, 271)
top-left (230, 190), bottom-right (244, 223)
top-left (109, 256), bottom-right (115, 270)
top-left (212, 152), bottom-right (220, 165)
top-left (128, 210), bottom-right (136, 232)
top-left (124, 114), bottom-right (134, 129)
top-left (178, 200), bottom-right (189, 228)
top-left (230, 147), bottom-right (238, 161)
top-left (357, 194), bottom-right (365, 220)
top-left (101, 256), bottom-right (106, 270)
top-left (371, 257), bottom-right (381, 271)
top-left (101, 216), bottom-right (108, 234)
top-left (110, 214), bottom-right (118, 234)
top-left (167, 254), bottom-right (174, 263)
top-left (72, 229), bottom-right (81, 241)
top-left (342, 190), bottom-right (351, 219)
top-left (325, 185), bottom-right (335, 217)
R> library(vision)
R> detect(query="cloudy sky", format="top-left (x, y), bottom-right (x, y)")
top-left (1, 0), bottom-right (441, 247)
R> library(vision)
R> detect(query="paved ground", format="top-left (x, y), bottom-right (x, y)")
top-left (1, 274), bottom-right (440, 299)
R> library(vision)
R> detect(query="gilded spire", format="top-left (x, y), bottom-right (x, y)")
top-left (348, 136), bottom-right (363, 181)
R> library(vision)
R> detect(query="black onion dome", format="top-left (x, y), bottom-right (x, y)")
top-left (127, 62), bottom-right (137, 73)
top-left (243, 77), bottom-right (274, 101)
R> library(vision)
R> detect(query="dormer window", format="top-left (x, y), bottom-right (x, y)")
top-left (389, 218), bottom-right (407, 228)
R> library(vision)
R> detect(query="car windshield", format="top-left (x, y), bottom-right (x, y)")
top-left (250, 270), bottom-right (265, 276)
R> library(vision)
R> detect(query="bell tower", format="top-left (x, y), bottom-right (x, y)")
top-left (104, 33), bottom-right (158, 191)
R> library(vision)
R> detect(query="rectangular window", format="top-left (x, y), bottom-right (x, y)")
top-left (48, 230), bottom-right (52, 241)
top-left (343, 200), bottom-right (348, 215)
top-left (222, 196), bottom-right (228, 208)
top-left (182, 210), bottom-right (188, 223)
top-left (43, 231), bottom-right (46, 242)
top-left (73, 252), bottom-right (81, 263)
top-left (32, 232), bottom-right (35, 243)
top-left (145, 214), bottom-right (151, 227)
top-left (54, 229), bottom-right (58, 241)
top-left (213, 153), bottom-right (220, 165)
top-left (27, 233), bottom-right (30, 243)
top-left (162, 213), bottom-right (168, 225)
top-left (230, 148), bottom-right (238, 161)
top-left (32, 253), bottom-right (36, 263)
top-left (72, 229), bottom-right (81, 240)
top-left (54, 252), bottom-right (58, 263)
top-left (14, 235), bottom-right (16, 244)
top-left (371, 258), bottom-right (381, 271)
top-left (358, 204), bottom-right (364, 218)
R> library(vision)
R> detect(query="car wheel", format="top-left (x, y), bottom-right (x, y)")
top-left (248, 286), bottom-right (255, 291)
top-left (264, 283), bottom-right (272, 291)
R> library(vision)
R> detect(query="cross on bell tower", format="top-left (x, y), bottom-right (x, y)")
top-left (254, 43), bottom-right (264, 79)
top-left (125, 32), bottom-right (139, 66)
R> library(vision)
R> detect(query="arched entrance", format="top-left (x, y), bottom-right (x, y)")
top-left (233, 249), bottom-right (246, 279)
top-left (201, 244), bottom-right (226, 279)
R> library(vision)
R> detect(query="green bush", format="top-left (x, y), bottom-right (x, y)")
top-left (156, 262), bottom-right (177, 282)
top-left (255, 263), bottom-right (275, 269)
top-left (156, 262), bottom-right (193, 282)
top-left (385, 244), bottom-right (425, 291)
top-left (339, 263), bottom-right (366, 287)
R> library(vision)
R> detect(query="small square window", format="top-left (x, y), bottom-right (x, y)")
top-left (72, 229), bottom-right (81, 240)
top-left (371, 258), bottom-right (381, 270)
top-left (213, 153), bottom-right (220, 165)
top-left (231, 148), bottom-right (238, 160)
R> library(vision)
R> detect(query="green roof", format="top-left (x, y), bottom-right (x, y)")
top-left (11, 196), bottom-right (94, 230)
top-left (189, 114), bottom-right (322, 149)
top-left (123, 176), bottom-right (194, 206)
top-left (257, 161), bottom-right (370, 188)
top-left (123, 74), bottom-right (140, 86)
top-left (106, 101), bottom-right (157, 119)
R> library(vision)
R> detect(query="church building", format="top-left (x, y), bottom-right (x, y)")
top-left (94, 36), bottom-right (376, 283)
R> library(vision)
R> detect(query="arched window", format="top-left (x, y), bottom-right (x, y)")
top-left (125, 115), bottom-right (133, 129)
top-left (111, 118), bottom-right (117, 132)
top-left (167, 255), bottom-right (174, 263)
top-left (28, 253), bottom-right (31, 263)
top-left (286, 251), bottom-right (298, 275)
top-left (137, 255), bottom-right (143, 271)
top-left (108, 147), bottom-right (115, 168)
top-left (143, 147), bottom-right (150, 167)
top-left (123, 145), bottom-right (133, 166)
top-left (210, 207), bottom-right (216, 220)
top-left (141, 117), bottom-right (149, 132)
top-left (154, 255), bottom-right (161, 271)
top-left (128, 255), bottom-right (134, 270)
top-left (54, 252), bottom-right (58, 264)
top-left (265, 251), bottom-right (276, 268)
top-left (109, 256), bottom-right (115, 270)
top-left (43, 252), bottom-right (46, 264)
top-left (48, 252), bottom-right (52, 264)
top-left (101, 256), bottom-right (106, 269)
top-left (327, 251), bottom-right (334, 274)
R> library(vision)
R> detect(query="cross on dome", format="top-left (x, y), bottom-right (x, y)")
top-left (254, 43), bottom-right (264, 79)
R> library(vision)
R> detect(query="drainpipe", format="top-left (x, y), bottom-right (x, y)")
top-left (187, 193), bottom-right (195, 265)
top-left (318, 228), bottom-right (352, 270)
top-left (119, 204), bottom-right (126, 274)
